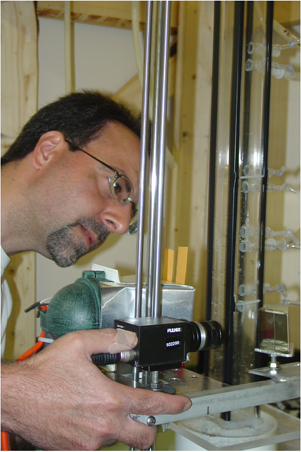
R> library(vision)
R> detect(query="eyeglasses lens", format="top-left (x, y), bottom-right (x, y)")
top-left (109, 174), bottom-right (138, 235)
top-left (110, 175), bottom-right (133, 205)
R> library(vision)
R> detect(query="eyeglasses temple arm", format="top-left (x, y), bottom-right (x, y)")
top-left (65, 139), bottom-right (119, 176)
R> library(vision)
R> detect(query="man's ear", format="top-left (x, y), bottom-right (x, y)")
top-left (32, 131), bottom-right (66, 169)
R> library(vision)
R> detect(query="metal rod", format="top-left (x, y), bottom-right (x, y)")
top-left (146, 1), bottom-right (161, 316)
top-left (153, 1), bottom-right (172, 317)
top-left (135, 1), bottom-right (153, 319)
top-left (223, 1), bottom-right (245, 419)
top-left (146, 1), bottom-right (171, 318)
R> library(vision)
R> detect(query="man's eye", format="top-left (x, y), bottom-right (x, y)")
top-left (113, 181), bottom-right (122, 194)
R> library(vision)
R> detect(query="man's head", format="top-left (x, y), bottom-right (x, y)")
top-left (1, 92), bottom-right (141, 267)
top-left (1, 91), bottom-right (140, 165)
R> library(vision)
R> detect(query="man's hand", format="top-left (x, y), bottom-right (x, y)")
top-left (1, 329), bottom-right (191, 450)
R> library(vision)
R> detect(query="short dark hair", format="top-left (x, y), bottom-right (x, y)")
top-left (1, 90), bottom-right (141, 165)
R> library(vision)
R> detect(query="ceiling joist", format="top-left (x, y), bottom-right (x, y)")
top-left (36, 1), bottom-right (178, 35)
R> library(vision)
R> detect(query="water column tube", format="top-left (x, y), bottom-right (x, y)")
top-left (206, 1), bottom-right (277, 389)
top-left (204, 1), bottom-right (221, 376)
top-left (222, 2), bottom-right (245, 422)
top-left (257, 1), bottom-right (274, 329)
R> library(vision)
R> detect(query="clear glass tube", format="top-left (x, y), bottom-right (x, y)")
top-left (208, 2), bottom-right (272, 385)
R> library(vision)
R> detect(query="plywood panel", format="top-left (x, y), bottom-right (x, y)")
top-left (1, 1), bottom-right (38, 359)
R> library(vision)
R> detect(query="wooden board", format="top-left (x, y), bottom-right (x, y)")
top-left (1, 1), bottom-right (38, 360)
top-left (36, 1), bottom-right (179, 35)
top-left (36, 2), bottom-right (300, 33)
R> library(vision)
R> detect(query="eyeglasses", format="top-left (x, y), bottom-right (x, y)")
top-left (65, 139), bottom-right (138, 235)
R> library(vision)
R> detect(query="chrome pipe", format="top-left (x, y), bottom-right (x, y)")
top-left (146, 1), bottom-right (161, 317)
top-left (135, 1), bottom-right (153, 318)
top-left (153, 1), bottom-right (171, 317)
top-left (147, 1), bottom-right (172, 317)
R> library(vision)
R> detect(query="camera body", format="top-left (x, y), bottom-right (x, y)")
top-left (115, 316), bottom-right (223, 371)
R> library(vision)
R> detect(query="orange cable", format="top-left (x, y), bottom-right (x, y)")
top-left (15, 331), bottom-right (45, 362)
top-left (1, 431), bottom-right (9, 451)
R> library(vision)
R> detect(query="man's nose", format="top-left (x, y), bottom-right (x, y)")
top-left (100, 201), bottom-right (132, 234)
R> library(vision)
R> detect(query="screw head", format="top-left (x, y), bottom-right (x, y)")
top-left (146, 415), bottom-right (156, 426)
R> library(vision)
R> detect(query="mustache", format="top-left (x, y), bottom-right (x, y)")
top-left (46, 218), bottom-right (110, 268)
top-left (76, 218), bottom-right (110, 246)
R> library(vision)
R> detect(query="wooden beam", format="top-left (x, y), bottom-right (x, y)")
top-left (112, 54), bottom-right (177, 110)
top-left (36, 1), bottom-right (178, 35)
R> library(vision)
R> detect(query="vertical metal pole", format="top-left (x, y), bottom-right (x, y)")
top-left (146, 1), bottom-right (172, 318)
top-left (146, 2), bottom-right (162, 317)
top-left (153, 1), bottom-right (172, 317)
top-left (135, 1), bottom-right (153, 319)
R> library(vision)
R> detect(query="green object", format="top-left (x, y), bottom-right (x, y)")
top-left (46, 271), bottom-right (105, 339)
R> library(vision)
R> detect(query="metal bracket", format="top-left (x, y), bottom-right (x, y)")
top-left (130, 367), bottom-right (300, 426)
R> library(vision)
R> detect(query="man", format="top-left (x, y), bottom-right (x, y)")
top-left (1, 91), bottom-right (191, 450)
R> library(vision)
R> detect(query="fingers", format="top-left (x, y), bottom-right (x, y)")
top-left (53, 328), bottom-right (138, 358)
top-left (52, 330), bottom-right (191, 416)
top-left (112, 388), bottom-right (191, 449)
top-left (116, 420), bottom-right (157, 450)
top-left (108, 378), bottom-right (192, 420)
top-left (124, 386), bottom-right (192, 416)
top-left (108, 329), bottom-right (138, 353)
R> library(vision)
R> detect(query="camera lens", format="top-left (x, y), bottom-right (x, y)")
top-left (187, 320), bottom-right (223, 352)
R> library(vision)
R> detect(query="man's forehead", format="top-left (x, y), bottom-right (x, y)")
top-left (94, 122), bottom-right (140, 152)
top-left (102, 120), bottom-right (139, 138)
